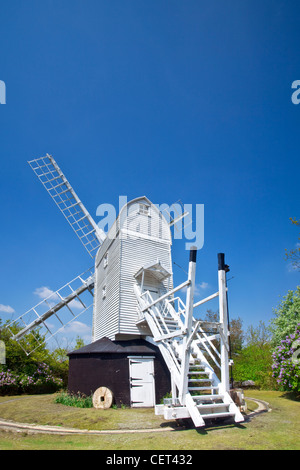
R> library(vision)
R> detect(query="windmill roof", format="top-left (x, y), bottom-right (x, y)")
top-left (134, 261), bottom-right (171, 282)
top-left (68, 337), bottom-right (158, 356)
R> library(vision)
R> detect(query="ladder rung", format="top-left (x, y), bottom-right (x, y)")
top-left (50, 181), bottom-right (67, 190)
top-left (33, 162), bottom-right (56, 176)
top-left (158, 319), bottom-right (177, 324)
top-left (73, 215), bottom-right (89, 224)
top-left (52, 187), bottom-right (70, 197)
top-left (61, 201), bottom-right (80, 211)
top-left (30, 162), bottom-right (47, 170)
top-left (57, 195), bottom-right (75, 206)
top-left (65, 209), bottom-right (82, 219)
top-left (74, 223), bottom-right (90, 233)
top-left (41, 174), bottom-right (61, 184)
top-left (79, 228), bottom-right (97, 238)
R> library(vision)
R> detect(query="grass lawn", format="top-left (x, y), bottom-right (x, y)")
top-left (0, 390), bottom-right (299, 450)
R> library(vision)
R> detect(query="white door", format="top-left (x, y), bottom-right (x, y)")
top-left (129, 357), bottom-right (156, 407)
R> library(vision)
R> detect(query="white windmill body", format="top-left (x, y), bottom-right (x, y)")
top-left (8, 154), bottom-right (245, 427)
top-left (93, 196), bottom-right (173, 342)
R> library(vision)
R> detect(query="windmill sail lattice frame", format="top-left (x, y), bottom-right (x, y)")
top-left (28, 154), bottom-right (105, 258)
top-left (7, 268), bottom-right (95, 355)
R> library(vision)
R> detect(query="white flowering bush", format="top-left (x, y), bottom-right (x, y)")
top-left (272, 324), bottom-right (300, 392)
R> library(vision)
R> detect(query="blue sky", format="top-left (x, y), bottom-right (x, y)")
top-left (0, 0), bottom-right (299, 346)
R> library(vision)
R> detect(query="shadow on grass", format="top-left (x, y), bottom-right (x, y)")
top-left (195, 420), bottom-right (247, 435)
top-left (167, 416), bottom-right (248, 435)
top-left (279, 391), bottom-right (300, 402)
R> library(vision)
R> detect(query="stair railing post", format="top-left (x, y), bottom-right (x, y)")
top-left (218, 253), bottom-right (230, 394)
top-left (178, 247), bottom-right (197, 405)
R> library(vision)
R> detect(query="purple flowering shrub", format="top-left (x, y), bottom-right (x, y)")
top-left (0, 370), bottom-right (19, 395)
top-left (0, 362), bottom-right (63, 395)
top-left (272, 324), bottom-right (300, 392)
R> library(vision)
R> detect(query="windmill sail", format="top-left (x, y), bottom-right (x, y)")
top-left (28, 154), bottom-right (105, 258)
top-left (7, 268), bottom-right (95, 355)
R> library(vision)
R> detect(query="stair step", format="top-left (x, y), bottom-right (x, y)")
top-left (157, 319), bottom-right (177, 324)
top-left (197, 402), bottom-right (230, 409)
top-left (189, 386), bottom-right (219, 391)
top-left (158, 324), bottom-right (178, 329)
top-left (191, 394), bottom-right (223, 401)
top-left (188, 379), bottom-right (212, 383)
top-left (201, 412), bottom-right (236, 420)
top-left (188, 371), bottom-right (209, 375)
top-left (157, 323), bottom-right (178, 328)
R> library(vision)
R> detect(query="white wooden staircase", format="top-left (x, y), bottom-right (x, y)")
top-left (134, 251), bottom-right (244, 428)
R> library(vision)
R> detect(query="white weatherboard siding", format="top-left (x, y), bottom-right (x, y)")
top-left (92, 197), bottom-right (173, 342)
top-left (119, 235), bottom-right (172, 338)
top-left (93, 235), bottom-right (121, 341)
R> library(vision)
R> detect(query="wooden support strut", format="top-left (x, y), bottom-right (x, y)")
top-left (218, 253), bottom-right (230, 394)
top-left (178, 247), bottom-right (197, 405)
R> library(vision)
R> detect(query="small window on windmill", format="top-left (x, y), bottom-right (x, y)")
top-left (102, 285), bottom-right (106, 299)
top-left (104, 252), bottom-right (108, 268)
top-left (139, 203), bottom-right (149, 216)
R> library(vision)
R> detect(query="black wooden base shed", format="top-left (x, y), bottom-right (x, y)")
top-left (68, 337), bottom-right (171, 407)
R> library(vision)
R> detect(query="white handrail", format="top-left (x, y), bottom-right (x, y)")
top-left (141, 280), bottom-right (190, 312)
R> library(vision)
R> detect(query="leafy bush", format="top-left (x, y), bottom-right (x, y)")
top-left (272, 324), bottom-right (300, 392)
top-left (54, 390), bottom-right (93, 408)
top-left (0, 362), bottom-right (63, 395)
top-left (19, 362), bottom-right (63, 394)
top-left (0, 318), bottom-right (73, 394)
top-left (232, 343), bottom-right (274, 386)
top-left (232, 321), bottom-right (277, 389)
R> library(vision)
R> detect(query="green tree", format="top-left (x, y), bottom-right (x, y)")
top-left (230, 317), bottom-right (244, 354)
top-left (233, 322), bottom-right (275, 389)
top-left (269, 287), bottom-right (300, 347)
top-left (0, 318), bottom-right (68, 389)
top-left (202, 310), bottom-right (244, 355)
top-left (0, 318), bottom-right (51, 375)
top-left (73, 336), bottom-right (85, 350)
top-left (245, 320), bottom-right (271, 347)
top-left (285, 218), bottom-right (300, 271)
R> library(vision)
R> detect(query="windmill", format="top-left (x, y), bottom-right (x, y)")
top-left (7, 155), bottom-right (244, 427)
